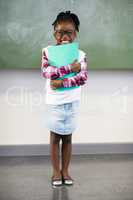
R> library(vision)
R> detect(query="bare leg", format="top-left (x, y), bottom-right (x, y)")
top-left (50, 131), bottom-right (62, 179)
top-left (61, 134), bottom-right (72, 178)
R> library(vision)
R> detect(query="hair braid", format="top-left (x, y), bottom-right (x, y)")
top-left (52, 10), bottom-right (80, 32)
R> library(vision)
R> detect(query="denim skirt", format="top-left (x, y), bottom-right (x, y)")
top-left (44, 100), bottom-right (80, 135)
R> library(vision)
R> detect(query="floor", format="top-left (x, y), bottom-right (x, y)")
top-left (0, 154), bottom-right (133, 200)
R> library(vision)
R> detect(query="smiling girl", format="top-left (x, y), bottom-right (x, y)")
top-left (41, 11), bottom-right (88, 187)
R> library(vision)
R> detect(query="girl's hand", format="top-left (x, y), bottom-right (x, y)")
top-left (70, 59), bottom-right (81, 73)
top-left (50, 79), bottom-right (63, 89)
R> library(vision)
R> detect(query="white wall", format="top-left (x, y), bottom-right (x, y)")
top-left (0, 69), bottom-right (133, 145)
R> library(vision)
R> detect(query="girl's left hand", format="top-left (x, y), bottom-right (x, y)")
top-left (70, 59), bottom-right (81, 73)
top-left (50, 80), bottom-right (63, 89)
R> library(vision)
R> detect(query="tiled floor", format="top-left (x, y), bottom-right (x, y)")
top-left (0, 154), bottom-right (133, 200)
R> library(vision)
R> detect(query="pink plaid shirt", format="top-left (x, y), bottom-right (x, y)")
top-left (41, 48), bottom-right (88, 88)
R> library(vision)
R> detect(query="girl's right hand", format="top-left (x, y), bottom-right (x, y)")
top-left (70, 59), bottom-right (81, 73)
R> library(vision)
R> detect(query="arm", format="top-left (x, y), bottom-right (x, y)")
top-left (62, 55), bottom-right (88, 88)
top-left (41, 49), bottom-right (72, 80)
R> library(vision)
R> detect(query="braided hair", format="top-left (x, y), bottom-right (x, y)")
top-left (52, 11), bottom-right (80, 32)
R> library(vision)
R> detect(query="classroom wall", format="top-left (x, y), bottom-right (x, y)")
top-left (0, 0), bottom-right (133, 69)
top-left (0, 69), bottom-right (133, 145)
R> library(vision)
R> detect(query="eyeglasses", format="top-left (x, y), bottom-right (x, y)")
top-left (54, 29), bottom-right (76, 38)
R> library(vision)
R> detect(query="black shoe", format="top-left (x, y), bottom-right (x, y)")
top-left (51, 177), bottom-right (62, 188)
top-left (62, 176), bottom-right (74, 186)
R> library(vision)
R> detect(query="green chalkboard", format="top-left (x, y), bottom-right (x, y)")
top-left (0, 0), bottom-right (133, 69)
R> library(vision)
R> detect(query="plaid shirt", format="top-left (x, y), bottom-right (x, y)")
top-left (41, 48), bottom-right (88, 88)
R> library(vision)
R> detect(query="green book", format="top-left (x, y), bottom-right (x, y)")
top-left (47, 42), bottom-right (79, 91)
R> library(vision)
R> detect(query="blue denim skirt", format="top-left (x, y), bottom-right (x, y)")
top-left (45, 100), bottom-right (80, 135)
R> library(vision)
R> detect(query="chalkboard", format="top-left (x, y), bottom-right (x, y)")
top-left (0, 0), bottom-right (133, 69)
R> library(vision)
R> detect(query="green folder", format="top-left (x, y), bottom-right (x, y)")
top-left (47, 42), bottom-right (79, 91)
top-left (47, 42), bottom-right (78, 65)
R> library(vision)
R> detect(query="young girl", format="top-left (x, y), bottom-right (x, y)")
top-left (41, 11), bottom-right (88, 187)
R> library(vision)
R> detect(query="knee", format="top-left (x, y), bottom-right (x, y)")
top-left (62, 134), bottom-right (72, 144)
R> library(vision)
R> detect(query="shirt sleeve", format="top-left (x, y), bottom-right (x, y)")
top-left (41, 49), bottom-right (72, 80)
top-left (62, 55), bottom-right (88, 88)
